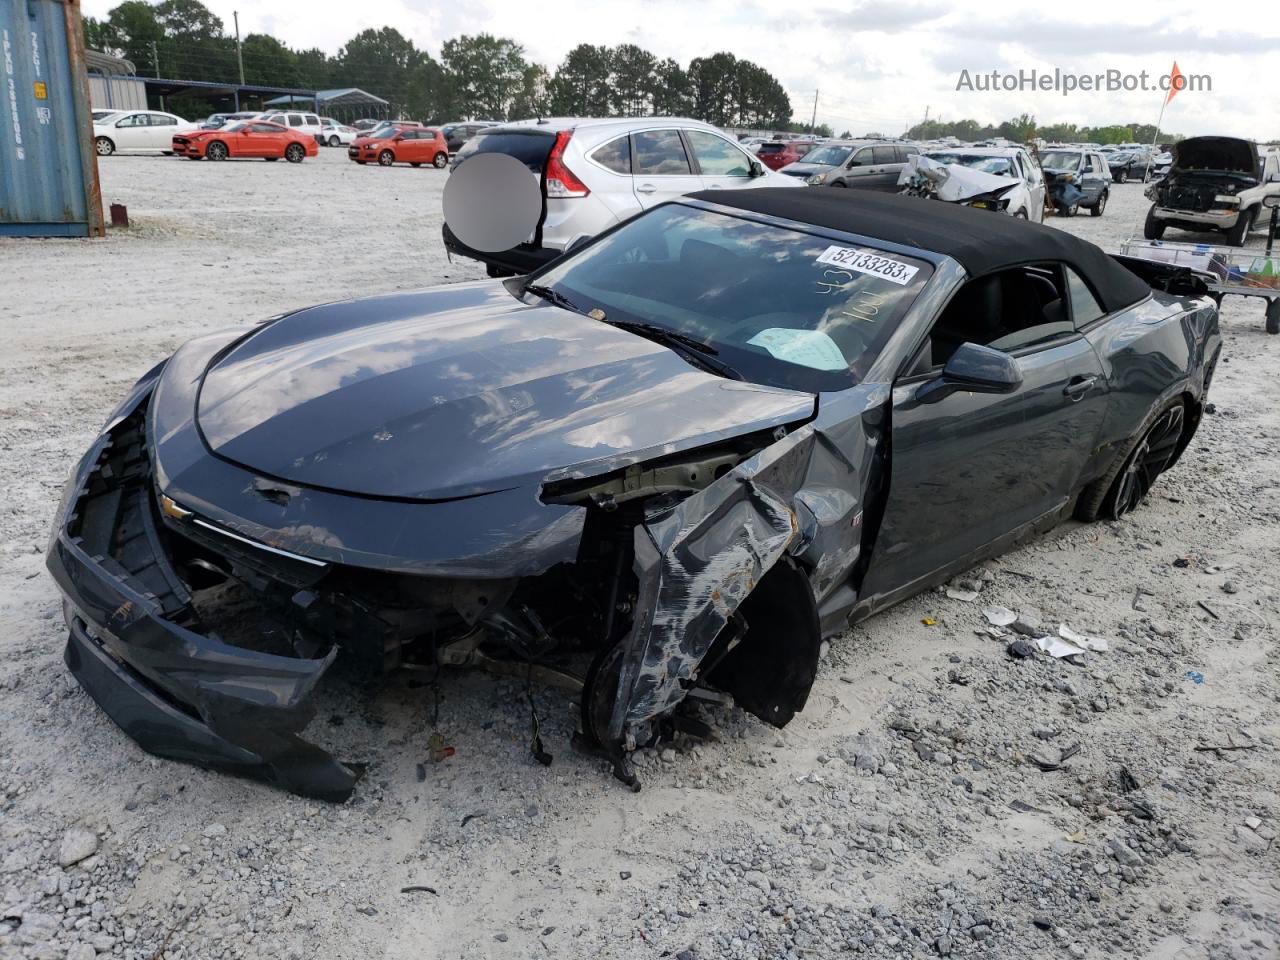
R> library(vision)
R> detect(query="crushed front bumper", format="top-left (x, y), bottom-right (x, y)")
top-left (47, 397), bottom-right (360, 802)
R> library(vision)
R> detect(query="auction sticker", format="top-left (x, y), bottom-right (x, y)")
top-left (815, 246), bottom-right (918, 285)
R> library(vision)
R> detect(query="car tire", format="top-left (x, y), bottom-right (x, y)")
top-left (1224, 207), bottom-right (1255, 247)
top-left (1089, 191), bottom-right (1107, 217)
top-left (95, 137), bottom-right (115, 157)
top-left (1075, 399), bottom-right (1187, 522)
top-left (1057, 202), bottom-right (1078, 217)
top-left (1266, 299), bottom-right (1280, 335)
top-left (1114, 168), bottom-right (1127, 184)
top-left (328, 135), bottom-right (340, 147)
top-left (378, 150), bottom-right (394, 166)
top-left (1142, 205), bottom-right (1166, 240)
top-left (285, 143), bottom-right (305, 163)
top-left (830, 180), bottom-right (847, 187)
top-left (1013, 209), bottom-right (1028, 219)
top-left (433, 152), bottom-right (448, 169)
top-left (206, 141), bottom-right (228, 161)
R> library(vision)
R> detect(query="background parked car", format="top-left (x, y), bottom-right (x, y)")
top-left (1106, 147), bottom-right (1155, 183)
top-left (90, 109), bottom-right (121, 123)
top-left (320, 122), bottom-right (359, 147)
top-left (440, 121), bottom-right (500, 155)
top-left (755, 139), bottom-right (815, 170)
top-left (349, 126), bottom-right (449, 167)
top-left (92, 110), bottom-right (200, 156)
top-left (779, 140), bottom-right (918, 190)
top-left (199, 111), bottom-right (259, 130)
top-left (172, 120), bottom-right (319, 163)
top-left (259, 111), bottom-right (325, 144)
top-left (1039, 148), bottom-right (1111, 217)
top-left (443, 117), bottom-right (802, 276)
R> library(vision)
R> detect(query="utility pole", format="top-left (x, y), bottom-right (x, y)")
top-left (150, 40), bottom-right (159, 77)
top-left (233, 11), bottom-right (245, 86)
top-left (810, 89), bottom-right (818, 133)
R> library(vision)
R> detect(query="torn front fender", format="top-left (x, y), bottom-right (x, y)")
top-left (610, 426), bottom-right (817, 739)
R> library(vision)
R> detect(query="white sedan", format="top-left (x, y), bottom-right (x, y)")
top-left (319, 122), bottom-right (359, 147)
top-left (93, 110), bottom-right (201, 156)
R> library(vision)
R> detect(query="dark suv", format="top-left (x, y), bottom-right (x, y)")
top-left (779, 140), bottom-right (918, 191)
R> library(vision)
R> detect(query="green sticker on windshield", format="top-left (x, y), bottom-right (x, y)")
top-left (747, 328), bottom-right (846, 371)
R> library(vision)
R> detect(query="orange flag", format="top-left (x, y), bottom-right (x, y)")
top-left (1166, 62), bottom-right (1184, 105)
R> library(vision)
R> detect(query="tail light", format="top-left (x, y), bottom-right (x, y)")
top-left (545, 131), bottom-right (589, 198)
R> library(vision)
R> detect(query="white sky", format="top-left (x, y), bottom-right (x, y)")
top-left (83, 0), bottom-right (1279, 139)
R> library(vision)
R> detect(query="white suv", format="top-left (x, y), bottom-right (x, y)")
top-left (443, 117), bottom-right (803, 276)
top-left (259, 110), bottom-right (325, 144)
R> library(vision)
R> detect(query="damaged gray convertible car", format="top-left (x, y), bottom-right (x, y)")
top-left (48, 189), bottom-right (1221, 800)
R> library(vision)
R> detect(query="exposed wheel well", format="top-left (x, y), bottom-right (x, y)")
top-left (704, 556), bottom-right (821, 728)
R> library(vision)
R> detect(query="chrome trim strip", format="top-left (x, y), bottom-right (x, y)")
top-left (192, 519), bottom-right (328, 568)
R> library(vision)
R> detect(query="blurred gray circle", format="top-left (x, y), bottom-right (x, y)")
top-left (443, 152), bottom-right (542, 252)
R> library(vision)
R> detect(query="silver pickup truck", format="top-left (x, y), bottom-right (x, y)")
top-left (1144, 136), bottom-right (1280, 246)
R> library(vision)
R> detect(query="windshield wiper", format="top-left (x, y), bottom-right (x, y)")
top-left (601, 319), bottom-right (744, 380)
top-left (523, 283), bottom-right (584, 315)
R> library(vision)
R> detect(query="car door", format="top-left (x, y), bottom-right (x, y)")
top-left (585, 134), bottom-right (645, 221)
top-left (112, 112), bottom-right (150, 150)
top-left (685, 129), bottom-right (757, 190)
top-left (146, 112), bottom-right (177, 148)
top-left (631, 128), bottom-right (703, 208)
top-left (1017, 150), bottom-right (1045, 220)
top-left (1081, 154), bottom-right (1106, 203)
top-left (839, 146), bottom-right (875, 187)
top-left (859, 265), bottom-right (1107, 602)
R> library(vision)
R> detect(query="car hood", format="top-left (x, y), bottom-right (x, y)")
top-left (194, 283), bottom-right (814, 501)
top-left (899, 155), bottom-right (1018, 201)
top-left (1172, 137), bottom-right (1258, 174)
top-left (777, 162), bottom-right (833, 177)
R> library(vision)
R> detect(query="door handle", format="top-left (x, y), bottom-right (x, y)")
top-left (1063, 375), bottom-right (1097, 399)
top-left (636, 184), bottom-right (657, 194)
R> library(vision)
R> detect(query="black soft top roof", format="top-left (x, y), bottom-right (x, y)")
top-left (689, 187), bottom-right (1151, 313)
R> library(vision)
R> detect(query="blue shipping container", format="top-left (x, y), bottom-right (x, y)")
top-left (0, 0), bottom-right (103, 237)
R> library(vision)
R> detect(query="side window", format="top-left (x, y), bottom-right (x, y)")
top-left (897, 145), bottom-right (917, 162)
top-left (848, 147), bottom-right (871, 167)
top-left (148, 113), bottom-right (177, 126)
top-left (872, 145), bottom-right (897, 164)
top-left (927, 264), bottom-right (1074, 366)
top-left (288, 114), bottom-right (304, 127)
top-left (1065, 266), bottom-right (1106, 327)
top-left (685, 130), bottom-right (750, 177)
top-left (591, 136), bottom-right (632, 174)
top-left (267, 115), bottom-right (284, 125)
top-left (632, 129), bottom-right (692, 175)
top-left (251, 124), bottom-right (277, 133)
top-left (117, 113), bottom-right (147, 127)
top-left (305, 115), bottom-right (319, 126)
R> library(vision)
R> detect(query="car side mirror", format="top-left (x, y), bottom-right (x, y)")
top-left (847, 159), bottom-right (862, 167)
top-left (915, 342), bottom-right (1023, 405)
top-left (1264, 194), bottom-right (1280, 208)
top-left (749, 159), bottom-right (764, 177)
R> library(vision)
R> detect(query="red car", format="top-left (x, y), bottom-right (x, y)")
top-left (756, 139), bottom-right (817, 171)
top-left (348, 126), bottom-right (450, 168)
top-left (172, 121), bottom-right (319, 163)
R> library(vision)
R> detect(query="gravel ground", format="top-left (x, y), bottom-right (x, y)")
top-left (1, 151), bottom-right (1277, 960)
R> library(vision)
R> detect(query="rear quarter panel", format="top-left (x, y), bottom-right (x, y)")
top-left (1080, 291), bottom-right (1220, 486)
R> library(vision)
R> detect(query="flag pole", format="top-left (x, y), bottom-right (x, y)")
top-left (1141, 97), bottom-right (1167, 186)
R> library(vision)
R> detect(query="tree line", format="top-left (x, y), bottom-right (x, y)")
top-left (907, 114), bottom-right (1183, 146)
top-left (84, 0), bottom-right (792, 126)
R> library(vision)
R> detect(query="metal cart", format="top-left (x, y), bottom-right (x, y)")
top-left (1120, 200), bottom-right (1280, 334)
